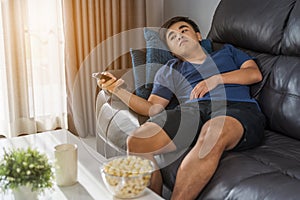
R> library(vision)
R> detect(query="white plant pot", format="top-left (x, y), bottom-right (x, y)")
top-left (13, 186), bottom-right (39, 200)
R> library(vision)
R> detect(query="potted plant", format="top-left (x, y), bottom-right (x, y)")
top-left (0, 147), bottom-right (54, 199)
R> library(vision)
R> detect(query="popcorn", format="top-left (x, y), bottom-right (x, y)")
top-left (101, 155), bottom-right (154, 198)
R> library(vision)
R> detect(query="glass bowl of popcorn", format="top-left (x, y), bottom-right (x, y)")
top-left (100, 155), bottom-right (155, 199)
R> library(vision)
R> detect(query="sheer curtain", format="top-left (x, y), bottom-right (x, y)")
top-left (0, 0), bottom-right (67, 138)
top-left (62, 0), bottom-right (164, 137)
top-left (0, 0), bottom-right (164, 138)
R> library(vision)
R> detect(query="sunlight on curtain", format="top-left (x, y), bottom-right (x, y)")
top-left (63, 0), bottom-right (164, 138)
top-left (0, 2), bottom-right (7, 137)
top-left (0, 0), bottom-right (67, 137)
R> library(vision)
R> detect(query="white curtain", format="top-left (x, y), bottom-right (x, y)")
top-left (0, 0), bottom-right (164, 138)
top-left (0, 0), bottom-right (67, 138)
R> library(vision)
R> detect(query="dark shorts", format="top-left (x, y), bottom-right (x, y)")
top-left (147, 100), bottom-right (266, 151)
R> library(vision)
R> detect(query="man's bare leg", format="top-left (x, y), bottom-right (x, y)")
top-left (127, 122), bottom-right (176, 195)
top-left (171, 116), bottom-right (244, 200)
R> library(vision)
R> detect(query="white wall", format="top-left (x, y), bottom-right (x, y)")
top-left (163, 0), bottom-right (221, 38)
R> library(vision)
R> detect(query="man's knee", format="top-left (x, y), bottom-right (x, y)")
top-left (127, 122), bottom-right (176, 154)
top-left (195, 116), bottom-right (243, 158)
top-left (195, 120), bottom-right (225, 149)
top-left (126, 123), bottom-right (155, 151)
top-left (126, 122), bottom-right (163, 153)
top-left (196, 132), bottom-right (225, 159)
top-left (126, 133), bottom-right (143, 153)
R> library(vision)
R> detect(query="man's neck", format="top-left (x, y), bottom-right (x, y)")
top-left (185, 53), bottom-right (207, 64)
top-left (181, 46), bottom-right (207, 64)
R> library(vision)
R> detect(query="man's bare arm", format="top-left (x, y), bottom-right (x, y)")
top-left (98, 72), bottom-right (169, 116)
top-left (113, 87), bottom-right (169, 116)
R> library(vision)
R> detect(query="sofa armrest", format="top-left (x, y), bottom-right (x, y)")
top-left (96, 88), bottom-right (140, 156)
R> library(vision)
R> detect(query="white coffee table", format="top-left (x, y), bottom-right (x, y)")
top-left (0, 129), bottom-right (164, 200)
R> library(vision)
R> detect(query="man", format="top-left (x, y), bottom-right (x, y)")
top-left (99, 16), bottom-right (265, 200)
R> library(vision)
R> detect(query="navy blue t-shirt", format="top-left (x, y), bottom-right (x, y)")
top-left (151, 44), bottom-right (258, 106)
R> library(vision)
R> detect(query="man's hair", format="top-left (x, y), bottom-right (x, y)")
top-left (159, 16), bottom-right (200, 41)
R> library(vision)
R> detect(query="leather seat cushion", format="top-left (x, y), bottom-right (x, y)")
top-left (161, 130), bottom-right (300, 200)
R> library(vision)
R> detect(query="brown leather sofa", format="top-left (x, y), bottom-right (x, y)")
top-left (95, 0), bottom-right (300, 199)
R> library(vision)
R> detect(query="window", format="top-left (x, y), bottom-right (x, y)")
top-left (0, 0), bottom-right (67, 137)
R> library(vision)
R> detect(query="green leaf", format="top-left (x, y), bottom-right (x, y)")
top-left (0, 147), bottom-right (54, 192)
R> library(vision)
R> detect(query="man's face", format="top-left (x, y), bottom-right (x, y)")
top-left (165, 21), bottom-right (202, 58)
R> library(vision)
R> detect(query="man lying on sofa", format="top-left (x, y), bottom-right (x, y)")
top-left (98, 16), bottom-right (266, 200)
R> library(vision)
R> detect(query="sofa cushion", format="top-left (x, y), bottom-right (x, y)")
top-left (282, 0), bottom-right (300, 56)
top-left (129, 48), bottom-right (151, 99)
top-left (144, 27), bottom-right (174, 89)
top-left (258, 56), bottom-right (300, 140)
top-left (161, 130), bottom-right (300, 200)
top-left (208, 0), bottom-right (295, 55)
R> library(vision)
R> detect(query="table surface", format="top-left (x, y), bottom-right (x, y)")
top-left (0, 129), bottom-right (164, 200)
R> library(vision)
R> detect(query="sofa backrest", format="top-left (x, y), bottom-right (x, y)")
top-left (208, 0), bottom-right (300, 140)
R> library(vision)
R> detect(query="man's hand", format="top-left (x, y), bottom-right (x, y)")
top-left (97, 72), bottom-right (124, 93)
top-left (190, 75), bottom-right (222, 100)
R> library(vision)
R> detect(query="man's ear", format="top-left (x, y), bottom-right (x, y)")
top-left (196, 32), bottom-right (202, 41)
